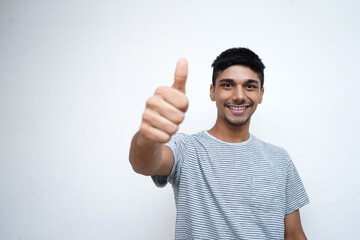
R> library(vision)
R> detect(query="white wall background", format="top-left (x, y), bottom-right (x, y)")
top-left (1, 0), bottom-right (359, 239)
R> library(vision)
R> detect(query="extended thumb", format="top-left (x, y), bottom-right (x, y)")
top-left (172, 58), bottom-right (188, 93)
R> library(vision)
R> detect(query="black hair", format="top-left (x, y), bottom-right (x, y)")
top-left (211, 47), bottom-right (265, 88)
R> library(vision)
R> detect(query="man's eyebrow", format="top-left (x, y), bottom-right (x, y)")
top-left (219, 79), bottom-right (235, 83)
top-left (246, 79), bottom-right (260, 85)
top-left (219, 78), bottom-right (260, 84)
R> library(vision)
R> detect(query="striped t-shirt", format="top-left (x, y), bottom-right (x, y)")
top-left (152, 131), bottom-right (309, 239)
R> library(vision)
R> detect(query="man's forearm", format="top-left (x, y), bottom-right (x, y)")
top-left (129, 131), bottom-right (163, 176)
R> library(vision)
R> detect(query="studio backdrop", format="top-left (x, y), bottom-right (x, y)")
top-left (1, 0), bottom-right (359, 239)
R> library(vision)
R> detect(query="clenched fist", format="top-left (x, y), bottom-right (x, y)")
top-left (139, 58), bottom-right (189, 143)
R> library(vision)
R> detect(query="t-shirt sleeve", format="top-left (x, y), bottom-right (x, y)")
top-left (151, 133), bottom-right (188, 188)
top-left (285, 153), bottom-right (310, 215)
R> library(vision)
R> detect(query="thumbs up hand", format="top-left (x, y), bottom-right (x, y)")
top-left (140, 58), bottom-right (189, 143)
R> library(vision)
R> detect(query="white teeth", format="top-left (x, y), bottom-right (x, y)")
top-left (229, 106), bottom-right (246, 110)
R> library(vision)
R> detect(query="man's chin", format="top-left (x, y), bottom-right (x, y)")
top-left (224, 117), bottom-right (250, 127)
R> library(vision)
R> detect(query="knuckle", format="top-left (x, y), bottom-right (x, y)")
top-left (145, 97), bottom-right (157, 108)
top-left (161, 134), bottom-right (171, 143)
top-left (169, 124), bottom-right (179, 135)
top-left (154, 86), bottom-right (167, 95)
top-left (142, 109), bottom-right (150, 121)
top-left (139, 123), bottom-right (149, 136)
top-left (179, 96), bottom-right (189, 111)
top-left (142, 109), bottom-right (156, 123)
top-left (173, 112), bottom-right (185, 124)
top-left (178, 112), bottom-right (185, 123)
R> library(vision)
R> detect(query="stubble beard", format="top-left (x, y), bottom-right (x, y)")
top-left (223, 114), bottom-right (251, 127)
top-left (222, 100), bottom-right (253, 127)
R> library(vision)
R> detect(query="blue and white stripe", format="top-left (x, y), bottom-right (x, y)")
top-left (153, 131), bottom-right (309, 239)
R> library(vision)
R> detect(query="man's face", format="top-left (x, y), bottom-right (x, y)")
top-left (210, 65), bottom-right (264, 127)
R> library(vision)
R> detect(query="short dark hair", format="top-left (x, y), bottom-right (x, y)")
top-left (211, 47), bottom-right (265, 88)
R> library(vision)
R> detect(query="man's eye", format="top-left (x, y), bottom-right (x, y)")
top-left (222, 84), bottom-right (231, 88)
top-left (247, 85), bottom-right (257, 89)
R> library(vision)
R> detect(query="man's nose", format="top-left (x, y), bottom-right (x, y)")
top-left (232, 86), bottom-right (245, 100)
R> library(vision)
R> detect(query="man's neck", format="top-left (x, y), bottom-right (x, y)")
top-left (208, 118), bottom-right (251, 143)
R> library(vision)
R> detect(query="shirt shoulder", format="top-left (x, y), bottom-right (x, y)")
top-left (251, 135), bottom-right (290, 157)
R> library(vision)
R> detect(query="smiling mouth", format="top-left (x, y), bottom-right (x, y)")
top-left (226, 105), bottom-right (249, 115)
top-left (228, 106), bottom-right (247, 110)
top-left (225, 101), bottom-right (253, 114)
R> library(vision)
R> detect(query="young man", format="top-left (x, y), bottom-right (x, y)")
top-left (129, 48), bottom-right (309, 239)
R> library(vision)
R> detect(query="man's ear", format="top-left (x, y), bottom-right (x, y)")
top-left (210, 84), bottom-right (215, 101)
top-left (259, 87), bottom-right (264, 104)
